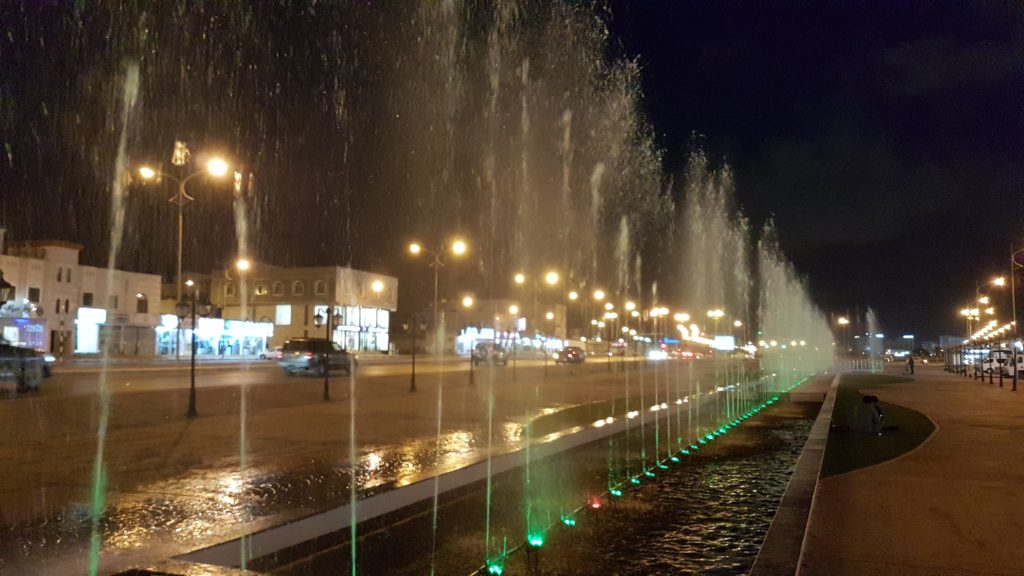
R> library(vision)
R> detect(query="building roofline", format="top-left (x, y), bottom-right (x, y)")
top-left (9, 240), bottom-right (85, 251)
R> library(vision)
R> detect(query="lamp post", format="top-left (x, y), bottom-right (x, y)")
top-left (313, 306), bottom-right (343, 401)
top-left (513, 270), bottom-right (560, 375)
top-left (139, 148), bottom-right (230, 355)
top-left (462, 295), bottom-right (475, 385)
top-left (509, 304), bottom-right (520, 380)
top-left (408, 238), bottom-right (468, 354)
top-left (1011, 244), bottom-right (1023, 391)
top-left (176, 280), bottom-right (212, 418)
top-left (403, 315), bottom-right (427, 393)
top-left (837, 317), bottom-right (850, 356)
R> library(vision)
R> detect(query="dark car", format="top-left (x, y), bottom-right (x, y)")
top-left (472, 342), bottom-right (509, 366)
top-left (278, 338), bottom-right (355, 376)
top-left (0, 343), bottom-right (48, 392)
top-left (552, 346), bottom-right (586, 364)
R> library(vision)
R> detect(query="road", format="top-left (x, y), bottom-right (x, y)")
top-left (0, 355), bottom-right (751, 575)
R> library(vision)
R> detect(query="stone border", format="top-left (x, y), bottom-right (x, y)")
top-left (748, 374), bottom-right (839, 576)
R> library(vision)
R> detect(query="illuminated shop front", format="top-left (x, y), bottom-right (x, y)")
top-left (156, 315), bottom-right (274, 356)
top-left (314, 305), bottom-right (390, 352)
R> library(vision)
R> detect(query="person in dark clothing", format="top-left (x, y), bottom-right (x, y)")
top-left (906, 355), bottom-right (915, 375)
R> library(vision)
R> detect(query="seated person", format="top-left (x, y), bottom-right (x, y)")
top-left (850, 395), bottom-right (882, 434)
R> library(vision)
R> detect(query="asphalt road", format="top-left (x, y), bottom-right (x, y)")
top-left (31, 354), bottom-right (619, 398)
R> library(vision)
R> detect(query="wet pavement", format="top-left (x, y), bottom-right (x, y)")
top-left (1, 358), bottom-right (749, 574)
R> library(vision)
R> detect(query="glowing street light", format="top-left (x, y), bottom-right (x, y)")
top-left (568, 290), bottom-right (579, 301)
top-left (236, 258), bottom-right (251, 272)
top-left (604, 302), bottom-right (614, 311)
top-left (544, 271), bottom-right (560, 285)
top-left (407, 237), bottom-right (471, 363)
top-left (625, 301), bottom-right (636, 311)
top-left (509, 304), bottom-right (520, 315)
top-left (137, 147), bottom-right (231, 308)
top-left (545, 311), bottom-right (554, 320)
top-left (733, 319), bottom-right (743, 328)
top-left (673, 312), bottom-right (689, 322)
top-left (371, 279), bottom-right (384, 294)
top-left (593, 289), bottom-right (605, 301)
top-left (462, 295), bottom-right (475, 308)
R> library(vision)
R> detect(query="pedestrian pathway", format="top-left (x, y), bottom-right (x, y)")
top-left (799, 365), bottom-right (1024, 576)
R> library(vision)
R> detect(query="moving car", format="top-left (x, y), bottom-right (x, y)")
top-left (0, 343), bottom-right (48, 392)
top-left (472, 342), bottom-right (509, 366)
top-left (278, 338), bottom-right (355, 376)
top-left (552, 346), bottom-right (586, 364)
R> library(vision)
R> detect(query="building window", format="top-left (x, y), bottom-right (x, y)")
top-left (108, 295), bottom-right (118, 310)
top-left (57, 268), bottom-right (62, 282)
top-left (314, 280), bottom-right (327, 296)
top-left (292, 280), bottom-right (305, 296)
top-left (28, 287), bottom-right (40, 303)
top-left (64, 299), bottom-right (69, 314)
top-left (272, 281), bottom-right (284, 296)
top-left (255, 284), bottom-right (268, 296)
top-left (66, 268), bottom-right (72, 283)
top-left (136, 294), bottom-right (148, 314)
top-left (276, 304), bottom-right (292, 326)
top-left (55, 299), bottom-right (61, 314)
top-left (358, 283), bottom-right (365, 297)
top-left (225, 282), bottom-right (236, 297)
top-left (83, 292), bottom-right (94, 307)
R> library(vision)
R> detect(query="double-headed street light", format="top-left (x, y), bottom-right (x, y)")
top-left (706, 308), bottom-right (725, 335)
top-left (408, 237), bottom-right (469, 355)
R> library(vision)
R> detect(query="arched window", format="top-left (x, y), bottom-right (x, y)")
top-left (314, 280), bottom-right (327, 296)
top-left (272, 281), bottom-right (284, 296)
top-left (136, 293), bottom-right (148, 314)
top-left (57, 268), bottom-right (62, 282)
top-left (292, 280), bottom-right (305, 295)
top-left (226, 282), bottom-right (236, 297)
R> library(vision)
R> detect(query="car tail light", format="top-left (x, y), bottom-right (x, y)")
top-left (304, 352), bottom-right (313, 359)
top-left (276, 351), bottom-right (284, 359)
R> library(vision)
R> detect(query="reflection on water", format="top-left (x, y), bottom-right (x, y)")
top-left (594, 418), bottom-right (810, 575)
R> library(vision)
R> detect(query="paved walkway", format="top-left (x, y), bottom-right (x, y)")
top-left (800, 365), bottom-right (1024, 576)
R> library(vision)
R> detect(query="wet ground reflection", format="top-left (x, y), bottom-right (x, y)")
top-left (0, 424), bottom-right (521, 569)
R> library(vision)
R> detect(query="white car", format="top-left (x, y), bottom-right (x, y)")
top-left (979, 350), bottom-right (1023, 376)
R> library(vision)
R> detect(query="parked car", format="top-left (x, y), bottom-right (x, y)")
top-left (472, 342), bottom-right (509, 366)
top-left (552, 346), bottom-right (586, 364)
top-left (979, 349), bottom-right (1023, 376)
top-left (259, 346), bottom-right (283, 360)
top-left (278, 338), bottom-right (355, 376)
top-left (0, 343), bottom-right (48, 391)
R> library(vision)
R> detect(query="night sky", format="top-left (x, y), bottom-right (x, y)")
top-left (607, 0), bottom-right (1024, 339)
top-left (2, 1), bottom-right (1022, 340)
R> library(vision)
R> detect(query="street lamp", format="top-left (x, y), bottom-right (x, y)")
top-left (403, 315), bottom-right (427, 393)
top-left (313, 306), bottom-right (343, 401)
top-left (706, 308), bottom-right (725, 335)
top-left (837, 316), bottom-right (850, 355)
top-left (407, 237), bottom-right (469, 353)
top-left (137, 148), bottom-right (231, 306)
top-left (176, 285), bottom-right (213, 418)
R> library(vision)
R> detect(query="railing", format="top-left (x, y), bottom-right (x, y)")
top-left (833, 357), bottom-right (883, 373)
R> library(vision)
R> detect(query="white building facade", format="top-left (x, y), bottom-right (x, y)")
top-left (209, 263), bottom-right (398, 353)
top-left (0, 240), bottom-right (161, 356)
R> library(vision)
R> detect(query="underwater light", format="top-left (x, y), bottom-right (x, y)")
top-left (610, 488), bottom-right (623, 497)
top-left (528, 533), bottom-right (545, 547)
top-left (487, 563), bottom-right (504, 575)
top-left (561, 515), bottom-right (577, 527)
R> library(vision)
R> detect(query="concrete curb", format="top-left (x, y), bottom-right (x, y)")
top-left (749, 374), bottom-right (839, 576)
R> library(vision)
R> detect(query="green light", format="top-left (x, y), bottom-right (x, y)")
top-left (658, 464), bottom-right (669, 470)
top-left (487, 563), bottom-right (504, 575)
top-left (706, 433), bottom-right (716, 440)
top-left (718, 427), bottom-right (728, 434)
top-left (645, 470), bottom-right (656, 477)
top-left (690, 444), bottom-right (699, 450)
top-left (681, 449), bottom-right (691, 455)
top-left (610, 488), bottom-right (623, 497)
top-left (561, 515), bottom-right (577, 527)
top-left (698, 438), bottom-right (707, 444)
top-left (630, 477), bottom-right (641, 485)
top-left (528, 533), bottom-right (545, 548)
top-left (670, 456), bottom-right (680, 463)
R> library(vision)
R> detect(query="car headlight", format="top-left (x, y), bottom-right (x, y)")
top-left (43, 354), bottom-right (56, 363)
